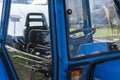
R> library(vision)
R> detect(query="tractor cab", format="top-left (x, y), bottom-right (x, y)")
top-left (0, 0), bottom-right (120, 80)
top-left (66, 0), bottom-right (120, 57)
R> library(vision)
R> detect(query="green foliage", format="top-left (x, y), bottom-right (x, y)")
top-left (93, 28), bottom-right (113, 37)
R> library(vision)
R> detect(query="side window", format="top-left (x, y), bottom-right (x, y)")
top-left (65, 0), bottom-right (84, 58)
top-left (5, 0), bottom-right (52, 80)
top-left (91, 0), bottom-right (120, 43)
top-left (66, 0), bottom-right (120, 59)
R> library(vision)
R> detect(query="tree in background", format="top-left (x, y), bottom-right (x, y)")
top-left (109, 0), bottom-right (120, 38)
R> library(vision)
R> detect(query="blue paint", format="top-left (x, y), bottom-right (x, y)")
top-left (49, 0), bottom-right (58, 80)
top-left (78, 42), bottom-right (108, 55)
top-left (93, 60), bottom-right (120, 80)
top-left (0, 0), bottom-right (18, 79)
top-left (0, 58), bottom-right (9, 80)
top-left (1, 0), bottom-right (120, 80)
top-left (54, 0), bottom-right (68, 80)
top-left (54, 0), bottom-right (120, 80)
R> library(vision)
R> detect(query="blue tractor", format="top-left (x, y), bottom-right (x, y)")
top-left (0, 0), bottom-right (120, 80)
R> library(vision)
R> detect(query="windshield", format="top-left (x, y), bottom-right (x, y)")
top-left (66, 0), bottom-right (120, 59)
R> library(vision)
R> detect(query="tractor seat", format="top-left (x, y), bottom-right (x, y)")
top-left (24, 13), bottom-right (48, 45)
top-left (23, 13), bottom-right (51, 54)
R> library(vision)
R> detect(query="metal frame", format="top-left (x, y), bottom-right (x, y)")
top-left (1, 0), bottom-right (120, 80)
top-left (0, 0), bottom-right (18, 79)
top-left (48, 0), bottom-right (59, 80)
top-left (0, 0), bottom-right (58, 80)
top-left (55, 0), bottom-right (120, 80)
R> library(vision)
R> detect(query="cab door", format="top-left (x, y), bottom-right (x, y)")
top-left (0, 0), bottom-right (18, 79)
top-left (3, 0), bottom-right (57, 80)
top-left (54, 0), bottom-right (120, 80)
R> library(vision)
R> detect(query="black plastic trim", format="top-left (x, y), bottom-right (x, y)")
top-left (70, 50), bottom-right (120, 61)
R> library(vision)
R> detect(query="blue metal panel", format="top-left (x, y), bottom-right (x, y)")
top-left (53, 0), bottom-right (94, 79)
top-left (0, 0), bottom-right (18, 79)
top-left (54, 0), bottom-right (68, 80)
top-left (93, 59), bottom-right (120, 80)
top-left (78, 42), bottom-right (108, 55)
top-left (83, 0), bottom-right (91, 28)
top-left (53, 0), bottom-right (120, 80)
top-left (49, 0), bottom-right (58, 80)
top-left (0, 58), bottom-right (9, 80)
top-left (1, 0), bottom-right (11, 37)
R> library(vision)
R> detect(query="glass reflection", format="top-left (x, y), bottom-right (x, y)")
top-left (5, 0), bottom-right (52, 80)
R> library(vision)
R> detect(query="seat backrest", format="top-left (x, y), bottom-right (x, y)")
top-left (29, 29), bottom-right (49, 45)
top-left (25, 13), bottom-right (47, 28)
top-left (24, 13), bottom-right (48, 44)
top-left (78, 42), bottom-right (109, 55)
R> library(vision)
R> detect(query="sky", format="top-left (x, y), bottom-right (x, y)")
top-left (7, 3), bottom-right (49, 36)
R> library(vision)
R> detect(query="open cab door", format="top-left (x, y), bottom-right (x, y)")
top-left (0, 0), bottom-right (18, 79)
top-left (3, 0), bottom-right (57, 80)
top-left (54, 0), bottom-right (120, 80)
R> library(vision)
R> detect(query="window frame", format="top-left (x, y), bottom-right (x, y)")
top-left (3, 0), bottom-right (58, 80)
top-left (64, 0), bottom-right (120, 61)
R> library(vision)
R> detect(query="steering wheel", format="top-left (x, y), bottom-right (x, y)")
top-left (69, 28), bottom-right (96, 41)
top-left (69, 28), bottom-right (96, 55)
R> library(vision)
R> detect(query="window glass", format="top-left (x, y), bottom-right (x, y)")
top-left (66, 0), bottom-right (84, 58)
top-left (66, 0), bottom-right (120, 59)
top-left (5, 0), bottom-right (52, 80)
top-left (66, 0), bottom-right (83, 33)
top-left (91, 0), bottom-right (120, 43)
